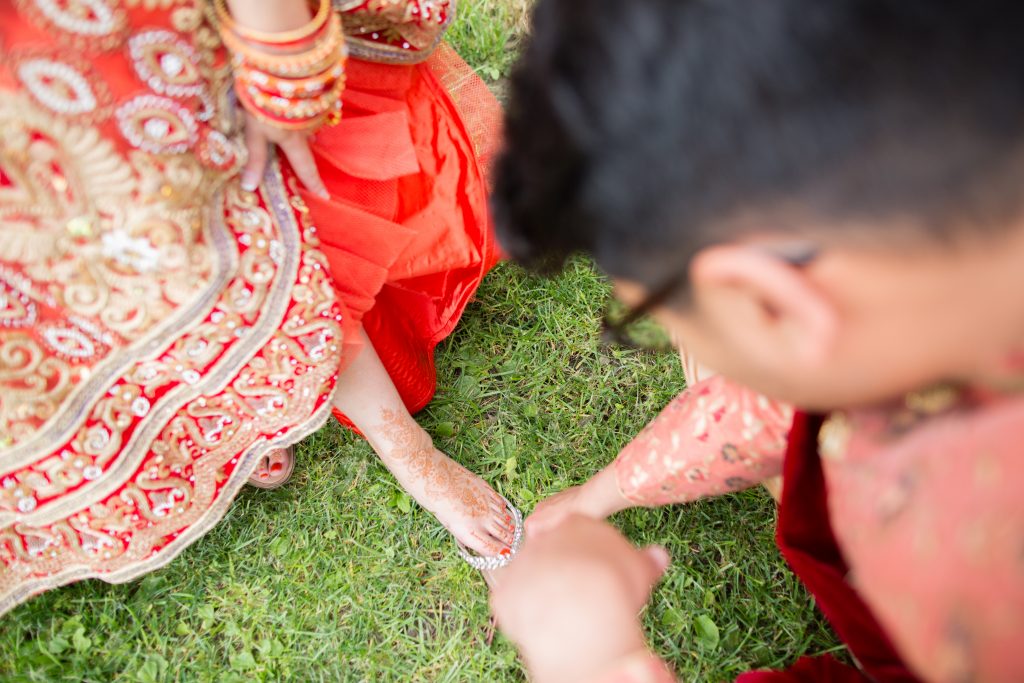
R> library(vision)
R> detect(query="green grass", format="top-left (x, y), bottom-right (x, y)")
top-left (446, 0), bottom-right (529, 83)
top-left (0, 5), bottom-right (842, 682)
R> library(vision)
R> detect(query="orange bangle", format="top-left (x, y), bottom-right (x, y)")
top-left (236, 86), bottom-right (339, 131)
top-left (213, 0), bottom-right (330, 46)
top-left (237, 60), bottom-right (345, 99)
top-left (222, 14), bottom-right (344, 78)
top-left (238, 75), bottom-right (344, 119)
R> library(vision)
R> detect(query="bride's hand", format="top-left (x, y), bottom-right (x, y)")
top-left (240, 112), bottom-right (330, 199)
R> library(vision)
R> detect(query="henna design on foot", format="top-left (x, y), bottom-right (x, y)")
top-left (374, 408), bottom-right (508, 557)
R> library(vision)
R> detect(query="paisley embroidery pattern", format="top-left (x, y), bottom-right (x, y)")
top-left (129, 30), bottom-right (204, 97)
top-left (0, 279), bottom-right (38, 329)
top-left (15, 0), bottom-right (129, 52)
top-left (15, 56), bottom-right (109, 121)
top-left (39, 323), bottom-right (103, 361)
top-left (116, 94), bottom-right (199, 154)
top-left (128, 30), bottom-right (215, 120)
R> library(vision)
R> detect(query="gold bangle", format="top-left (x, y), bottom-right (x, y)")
top-left (239, 75), bottom-right (344, 119)
top-left (237, 86), bottom-right (339, 131)
top-left (214, 0), bottom-right (330, 46)
top-left (222, 14), bottom-right (344, 78)
top-left (238, 60), bottom-right (345, 99)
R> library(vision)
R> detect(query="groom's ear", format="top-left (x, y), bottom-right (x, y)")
top-left (688, 243), bottom-right (838, 370)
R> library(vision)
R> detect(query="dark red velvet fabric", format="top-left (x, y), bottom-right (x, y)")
top-left (737, 413), bottom-right (920, 683)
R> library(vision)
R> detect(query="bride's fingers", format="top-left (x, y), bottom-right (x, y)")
top-left (279, 134), bottom-right (329, 199)
top-left (241, 122), bottom-right (268, 192)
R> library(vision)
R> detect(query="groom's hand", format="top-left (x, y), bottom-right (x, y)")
top-left (489, 515), bottom-right (670, 683)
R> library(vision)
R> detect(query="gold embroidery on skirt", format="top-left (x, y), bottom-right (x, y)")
top-left (336, 0), bottom-right (455, 64)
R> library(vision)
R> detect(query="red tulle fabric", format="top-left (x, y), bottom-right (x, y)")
top-left (288, 45), bottom-right (501, 421)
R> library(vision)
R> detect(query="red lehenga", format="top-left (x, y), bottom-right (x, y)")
top-left (295, 1), bottom-right (502, 417)
top-left (0, 3), bottom-right (344, 614)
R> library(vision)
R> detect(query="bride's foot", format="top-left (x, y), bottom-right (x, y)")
top-left (374, 409), bottom-right (516, 558)
top-left (248, 446), bottom-right (295, 489)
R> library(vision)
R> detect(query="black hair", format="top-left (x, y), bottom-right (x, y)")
top-left (493, 0), bottom-right (1024, 289)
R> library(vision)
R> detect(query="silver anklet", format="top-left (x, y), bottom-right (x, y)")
top-left (456, 495), bottom-right (524, 571)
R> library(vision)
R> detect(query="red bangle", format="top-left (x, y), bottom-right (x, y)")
top-left (221, 13), bottom-right (344, 78)
top-left (237, 60), bottom-right (345, 100)
top-left (238, 74), bottom-right (344, 120)
top-left (236, 86), bottom-right (340, 131)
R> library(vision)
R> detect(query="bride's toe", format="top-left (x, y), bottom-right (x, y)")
top-left (485, 518), bottom-right (514, 546)
top-left (468, 530), bottom-right (505, 557)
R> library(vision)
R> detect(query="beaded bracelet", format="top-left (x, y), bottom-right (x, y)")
top-left (238, 74), bottom-right (344, 120)
top-left (237, 61), bottom-right (345, 100)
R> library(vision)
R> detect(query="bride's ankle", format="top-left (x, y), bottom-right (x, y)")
top-left (367, 408), bottom-right (435, 463)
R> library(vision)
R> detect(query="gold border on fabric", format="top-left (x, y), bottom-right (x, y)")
top-left (0, 393), bottom-right (336, 615)
top-left (0, 159), bottom-right (342, 615)
top-left (21, 168), bottom-right (301, 524)
top-left (335, 0), bottom-right (454, 64)
top-left (0, 95), bottom-right (237, 473)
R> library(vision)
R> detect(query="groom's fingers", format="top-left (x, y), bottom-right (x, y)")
top-left (641, 545), bottom-right (671, 583)
top-left (624, 545), bottom-right (671, 605)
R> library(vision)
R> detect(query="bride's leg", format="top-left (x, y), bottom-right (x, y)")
top-left (334, 327), bottom-right (516, 558)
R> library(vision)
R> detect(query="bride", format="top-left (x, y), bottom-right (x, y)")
top-left (0, 0), bottom-right (513, 615)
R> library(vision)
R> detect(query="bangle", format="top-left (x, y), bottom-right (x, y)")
top-left (222, 14), bottom-right (344, 78)
top-left (237, 61), bottom-right (345, 99)
top-left (236, 86), bottom-right (341, 131)
top-left (238, 74), bottom-right (344, 120)
top-left (216, 0), bottom-right (347, 134)
top-left (213, 0), bottom-right (330, 46)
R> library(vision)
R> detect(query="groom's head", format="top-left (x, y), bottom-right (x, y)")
top-left (493, 0), bottom-right (1024, 410)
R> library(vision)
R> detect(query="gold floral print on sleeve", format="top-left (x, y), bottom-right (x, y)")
top-left (614, 375), bottom-right (793, 507)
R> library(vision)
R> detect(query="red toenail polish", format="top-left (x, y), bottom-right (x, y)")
top-left (500, 548), bottom-right (511, 556)
top-left (259, 472), bottom-right (268, 479)
top-left (271, 464), bottom-right (282, 474)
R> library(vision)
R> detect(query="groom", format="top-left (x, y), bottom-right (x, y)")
top-left (488, 0), bottom-right (1024, 681)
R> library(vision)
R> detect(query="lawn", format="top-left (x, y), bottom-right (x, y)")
top-left (0, 2), bottom-right (842, 681)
